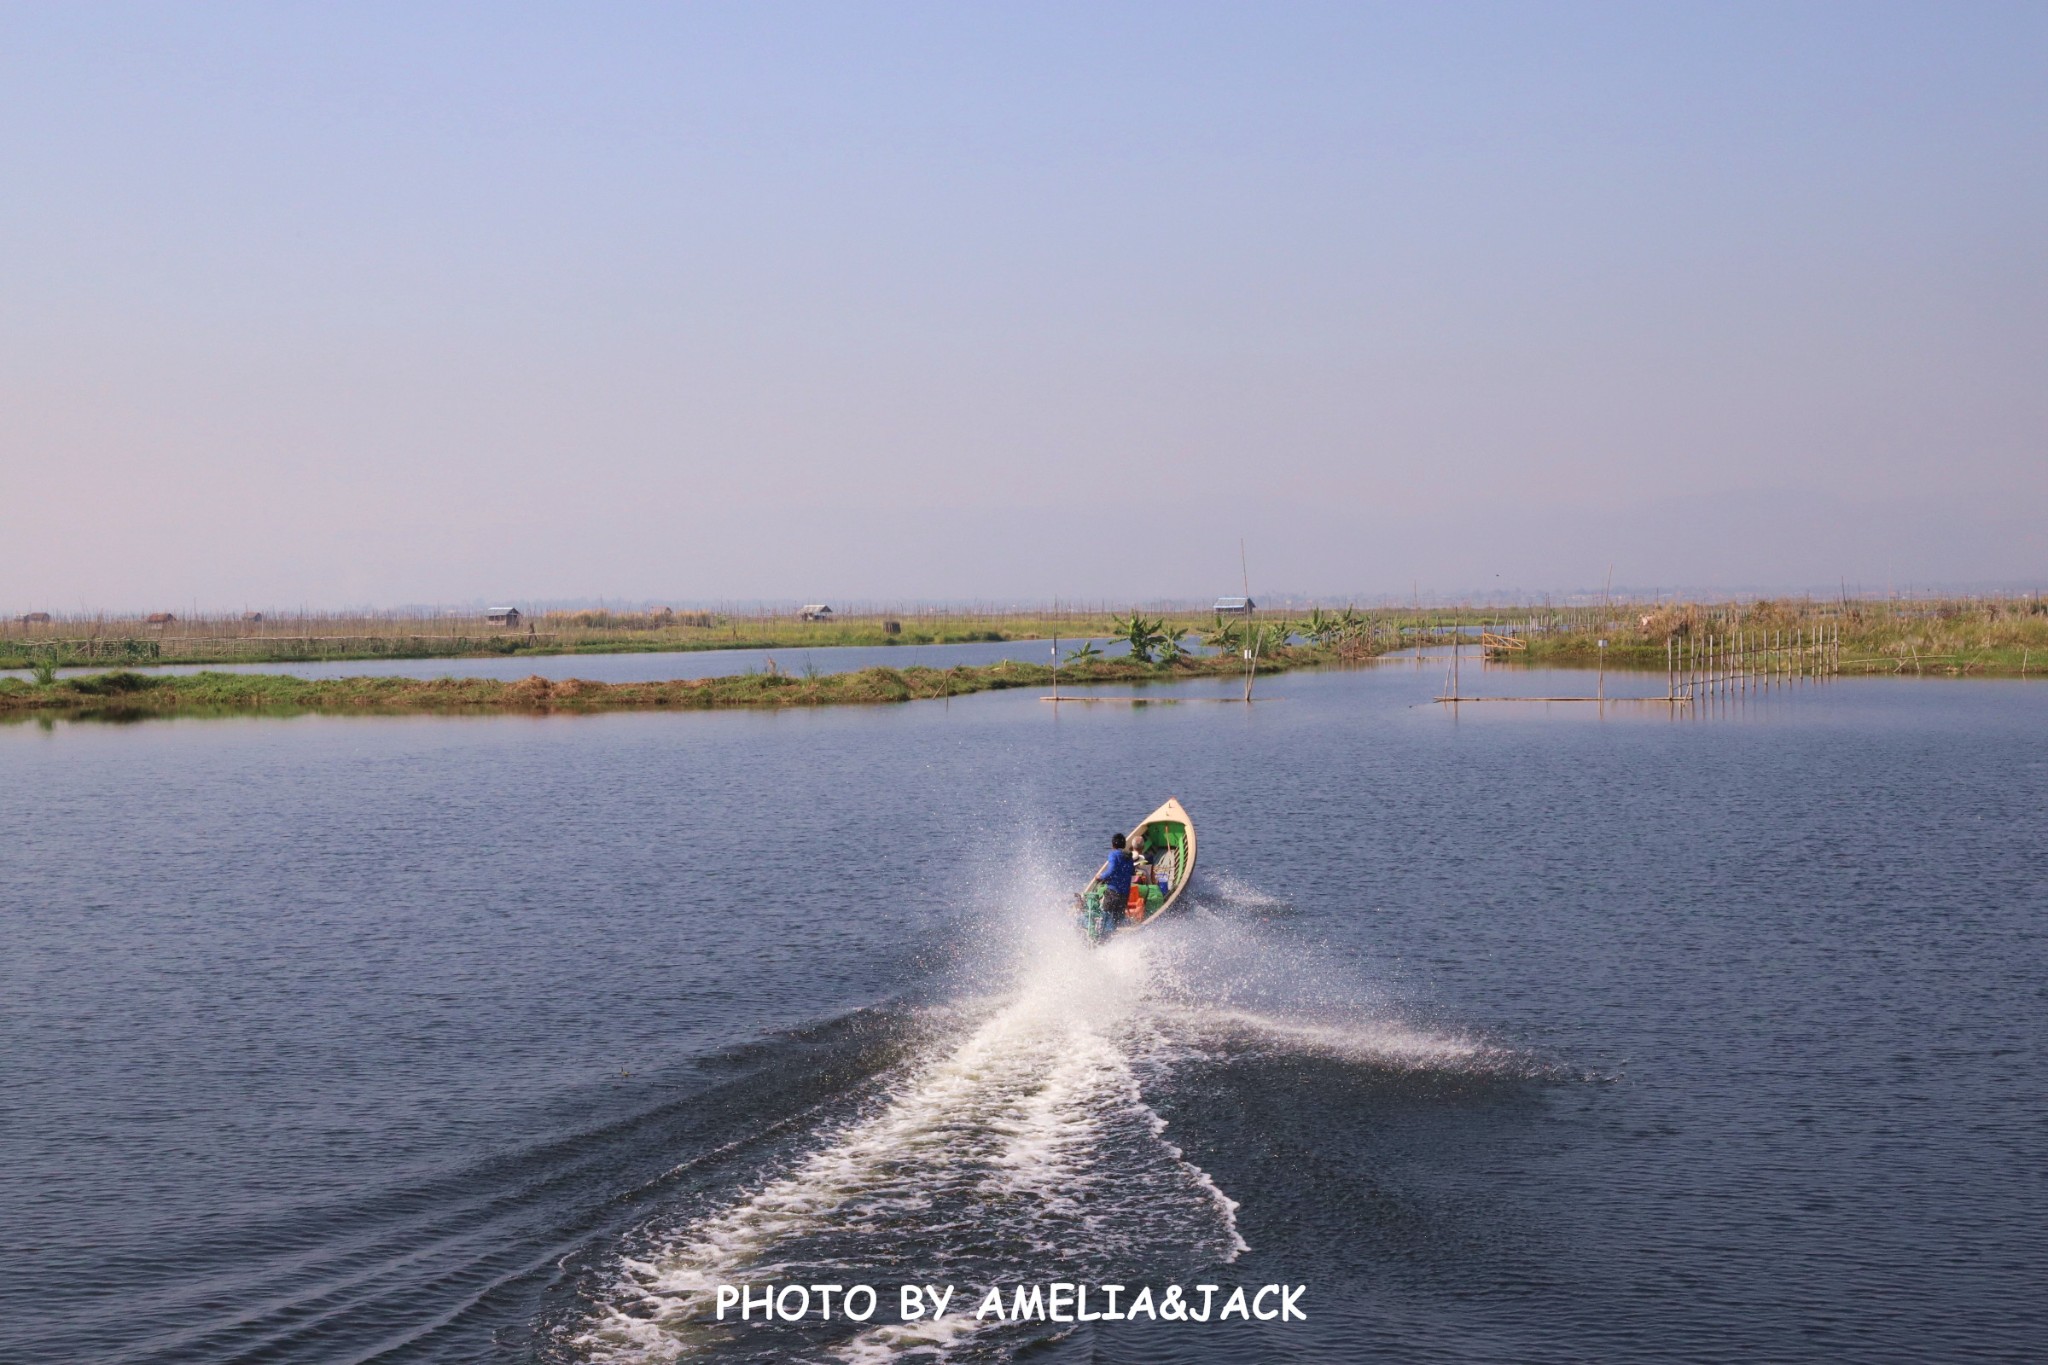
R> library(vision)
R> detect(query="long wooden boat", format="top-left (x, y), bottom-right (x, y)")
top-left (1077, 797), bottom-right (1198, 939)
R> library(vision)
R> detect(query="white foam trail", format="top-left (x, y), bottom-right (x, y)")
top-left (1197, 871), bottom-right (1290, 911)
top-left (1117, 902), bottom-right (1515, 1073)
top-left (573, 922), bottom-right (1241, 1363)
top-left (1177, 1005), bottom-right (1489, 1068)
top-left (574, 858), bottom-right (1516, 1362)
top-left (830, 1309), bottom-right (989, 1365)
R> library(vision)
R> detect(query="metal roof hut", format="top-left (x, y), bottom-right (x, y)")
top-left (484, 607), bottom-right (522, 626)
top-left (798, 604), bottom-right (834, 622)
top-left (1212, 596), bottom-right (1256, 615)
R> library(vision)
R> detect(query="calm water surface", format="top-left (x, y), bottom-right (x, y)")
top-left (3, 638), bottom-right (1098, 684)
top-left (4, 663), bottom-right (2044, 1363)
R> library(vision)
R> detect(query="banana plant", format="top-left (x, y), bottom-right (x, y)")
top-left (1201, 616), bottom-right (1244, 652)
top-left (1110, 613), bottom-right (1142, 662)
top-left (1114, 611), bottom-right (1167, 664)
top-left (1063, 639), bottom-right (1103, 664)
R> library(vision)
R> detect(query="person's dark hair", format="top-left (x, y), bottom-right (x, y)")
top-left (1110, 832), bottom-right (1126, 849)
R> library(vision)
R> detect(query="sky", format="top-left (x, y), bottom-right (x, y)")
top-left (3, 1), bottom-right (2044, 611)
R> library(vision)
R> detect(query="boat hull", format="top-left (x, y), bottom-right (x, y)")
top-left (1078, 797), bottom-right (1197, 938)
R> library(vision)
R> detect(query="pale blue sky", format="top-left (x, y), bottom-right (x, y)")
top-left (3, 2), bottom-right (2043, 609)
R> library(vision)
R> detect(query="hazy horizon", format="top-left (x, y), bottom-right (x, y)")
top-left (8, 573), bottom-right (2044, 622)
top-left (5, 2), bottom-right (2044, 612)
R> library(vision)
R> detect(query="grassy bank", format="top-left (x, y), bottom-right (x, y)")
top-left (0, 605), bottom-right (1478, 670)
top-left (0, 611), bottom-right (1093, 668)
top-left (1494, 598), bottom-right (2048, 676)
top-left (0, 645), bottom-right (1349, 720)
top-left (9, 598), bottom-right (2043, 678)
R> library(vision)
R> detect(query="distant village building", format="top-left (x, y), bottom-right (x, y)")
top-left (1212, 596), bottom-right (1256, 615)
top-left (799, 604), bottom-right (835, 622)
top-left (484, 607), bottom-right (522, 626)
top-left (145, 612), bottom-right (177, 626)
top-left (17, 611), bottom-right (51, 624)
top-left (242, 611), bottom-right (265, 623)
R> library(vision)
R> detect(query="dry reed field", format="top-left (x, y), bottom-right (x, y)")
top-left (1492, 596), bottom-right (2048, 676)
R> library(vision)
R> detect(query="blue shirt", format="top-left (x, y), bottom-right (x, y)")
top-left (1102, 849), bottom-right (1135, 900)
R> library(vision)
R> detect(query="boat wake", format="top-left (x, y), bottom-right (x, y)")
top-left (566, 871), bottom-right (1517, 1363)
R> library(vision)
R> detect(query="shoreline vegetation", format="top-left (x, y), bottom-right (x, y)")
top-left (1496, 597), bottom-right (2048, 677)
top-left (5, 597), bottom-right (2043, 673)
top-left (0, 649), bottom-right (1325, 720)
top-left (3, 596), bottom-right (2042, 719)
top-left (0, 610), bottom-right (1129, 669)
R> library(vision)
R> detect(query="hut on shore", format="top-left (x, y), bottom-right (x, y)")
top-left (17, 611), bottom-right (51, 624)
top-left (145, 612), bottom-right (177, 627)
top-left (1212, 596), bottom-right (1256, 615)
top-left (484, 607), bottom-right (522, 626)
top-left (799, 604), bottom-right (835, 622)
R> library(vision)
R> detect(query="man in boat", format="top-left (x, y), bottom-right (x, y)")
top-left (1089, 832), bottom-right (1137, 935)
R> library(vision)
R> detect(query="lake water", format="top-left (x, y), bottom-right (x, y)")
top-left (5, 661), bottom-right (2044, 1363)
top-left (1, 637), bottom-right (1097, 684)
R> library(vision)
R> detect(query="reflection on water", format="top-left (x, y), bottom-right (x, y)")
top-left (0, 637), bottom-right (1096, 684)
